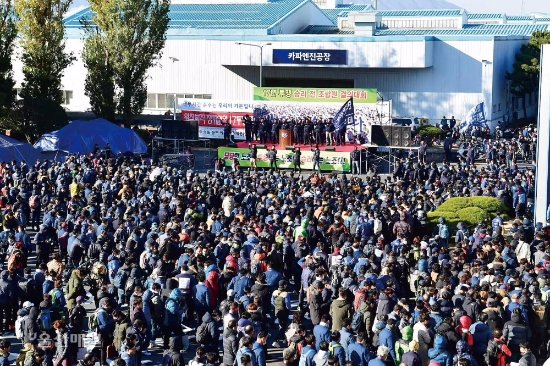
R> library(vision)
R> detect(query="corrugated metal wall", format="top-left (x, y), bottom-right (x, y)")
top-left (10, 36), bottom-right (517, 123)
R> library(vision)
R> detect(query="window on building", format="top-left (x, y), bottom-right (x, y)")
top-left (498, 103), bottom-right (501, 111)
top-left (147, 94), bottom-right (156, 108)
top-left (157, 94), bottom-right (167, 109)
top-left (62, 91), bottom-right (73, 105)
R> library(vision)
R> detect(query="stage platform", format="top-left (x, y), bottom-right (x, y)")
top-left (235, 141), bottom-right (361, 152)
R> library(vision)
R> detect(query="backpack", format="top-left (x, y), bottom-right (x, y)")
top-left (439, 224), bottom-right (449, 239)
top-left (273, 290), bottom-right (288, 318)
top-left (15, 314), bottom-right (27, 339)
top-left (125, 276), bottom-right (136, 292)
top-left (251, 260), bottom-right (261, 276)
top-left (113, 268), bottom-right (128, 288)
top-left (15, 347), bottom-right (33, 366)
top-left (532, 304), bottom-right (548, 327)
top-left (374, 219), bottom-right (383, 234)
top-left (195, 322), bottom-right (209, 344)
top-left (328, 342), bottom-right (341, 356)
top-left (353, 288), bottom-right (367, 311)
top-left (299, 349), bottom-right (316, 366)
top-left (39, 308), bottom-right (53, 331)
top-left (29, 195), bottom-right (39, 209)
top-left (88, 308), bottom-right (105, 332)
top-left (8, 250), bottom-right (24, 271)
top-left (162, 350), bottom-right (180, 366)
top-left (351, 310), bottom-right (365, 333)
top-left (484, 340), bottom-right (502, 365)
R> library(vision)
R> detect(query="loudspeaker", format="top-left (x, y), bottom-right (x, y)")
top-left (371, 125), bottom-right (390, 146)
top-left (183, 120), bottom-right (199, 140)
top-left (390, 126), bottom-right (411, 147)
top-left (161, 120), bottom-right (186, 139)
top-left (325, 147), bottom-right (336, 151)
top-left (286, 146), bottom-right (294, 150)
top-left (400, 127), bottom-right (411, 147)
top-left (391, 127), bottom-right (401, 147)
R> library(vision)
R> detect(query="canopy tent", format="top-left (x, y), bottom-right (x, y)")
top-left (34, 118), bottom-right (147, 154)
top-left (0, 135), bottom-right (44, 163)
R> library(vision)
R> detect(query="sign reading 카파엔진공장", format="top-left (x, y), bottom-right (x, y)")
top-left (272, 49), bottom-right (347, 65)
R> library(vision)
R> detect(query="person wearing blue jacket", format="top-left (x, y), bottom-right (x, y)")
top-left (252, 331), bottom-right (267, 366)
top-left (299, 335), bottom-right (316, 366)
top-left (229, 268), bottom-right (253, 299)
top-left (368, 345), bottom-right (390, 366)
top-left (378, 318), bottom-right (397, 363)
top-left (96, 298), bottom-right (115, 366)
top-left (329, 331), bottom-right (346, 366)
top-left (339, 319), bottom-right (355, 360)
top-left (349, 332), bottom-right (373, 366)
top-left (192, 272), bottom-right (212, 321)
top-left (313, 314), bottom-right (332, 351)
top-left (163, 288), bottom-right (183, 350)
top-left (428, 334), bottom-right (452, 366)
top-left (469, 313), bottom-right (492, 364)
top-left (236, 336), bottom-right (257, 366)
top-left (264, 264), bottom-right (282, 291)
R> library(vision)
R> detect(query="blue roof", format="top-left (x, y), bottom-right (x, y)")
top-left (506, 15), bottom-right (532, 21)
top-left (375, 9), bottom-right (463, 17)
top-left (375, 23), bottom-right (549, 36)
top-left (301, 25), bottom-right (354, 34)
top-left (467, 13), bottom-right (505, 19)
top-left (64, 0), bottom-right (309, 30)
top-left (321, 4), bottom-right (372, 24)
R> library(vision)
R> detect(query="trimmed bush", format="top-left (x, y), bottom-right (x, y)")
top-left (427, 196), bottom-right (509, 231)
top-left (416, 125), bottom-right (444, 138)
top-left (437, 198), bottom-right (473, 212)
top-left (456, 207), bottom-right (489, 225)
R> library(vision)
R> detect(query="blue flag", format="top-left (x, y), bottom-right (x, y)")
top-left (459, 102), bottom-right (487, 133)
top-left (332, 98), bottom-right (355, 130)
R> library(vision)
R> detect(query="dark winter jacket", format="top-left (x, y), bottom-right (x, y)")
top-left (436, 322), bottom-right (459, 353)
top-left (222, 328), bottom-right (238, 366)
top-left (469, 321), bottom-right (492, 355)
top-left (503, 313), bottom-right (531, 346)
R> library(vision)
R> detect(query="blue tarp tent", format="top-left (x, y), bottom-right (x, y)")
top-left (34, 118), bottom-right (147, 154)
top-left (0, 135), bottom-right (43, 163)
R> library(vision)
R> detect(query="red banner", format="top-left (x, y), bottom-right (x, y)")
top-left (181, 110), bottom-right (247, 128)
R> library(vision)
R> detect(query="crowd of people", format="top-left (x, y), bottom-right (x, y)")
top-left (0, 121), bottom-right (545, 366)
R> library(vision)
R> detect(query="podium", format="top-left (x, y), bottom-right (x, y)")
top-left (279, 129), bottom-right (292, 148)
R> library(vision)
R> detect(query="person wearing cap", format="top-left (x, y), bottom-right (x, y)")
top-left (271, 280), bottom-right (291, 348)
top-left (68, 295), bottom-right (86, 335)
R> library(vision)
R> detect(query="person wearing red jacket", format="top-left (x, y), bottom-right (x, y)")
top-left (485, 329), bottom-right (511, 366)
top-left (204, 259), bottom-right (220, 306)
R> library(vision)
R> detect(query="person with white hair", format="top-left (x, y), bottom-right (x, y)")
top-left (368, 345), bottom-right (390, 366)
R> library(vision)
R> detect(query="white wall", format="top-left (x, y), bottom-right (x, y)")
top-left (10, 36), bottom-right (518, 124)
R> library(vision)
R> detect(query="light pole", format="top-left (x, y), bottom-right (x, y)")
top-left (169, 56), bottom-right (179, 120)
top-left (235, 42), bottom-right (272, 87)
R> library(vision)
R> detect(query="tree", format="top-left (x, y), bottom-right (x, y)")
top-left (15, 0), bottom-right (75, 104)
top-left (81, 30), bottom-right (116, 121)
top-left (16, 96), bottom-right (68, 142)
top-left (0, 0), bottom-right (17, 121)
top-left (506, 30), bottom-right (550, 119)
top-left (82, 0), bottom-right (170, 126)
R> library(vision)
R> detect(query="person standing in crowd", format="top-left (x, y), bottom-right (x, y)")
top-left (0, 124), bottom-right (541, 366)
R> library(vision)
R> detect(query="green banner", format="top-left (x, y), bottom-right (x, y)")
top-left (253, 87), bottom-right (377, 103)
top-left (218, 147), bottom-right (350, 172)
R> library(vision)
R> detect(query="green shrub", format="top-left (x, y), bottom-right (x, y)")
top-left (416, 125), bottom-right (444, 138)
top-left (468, 196), bottom-right (508, 212)
top-left (456, 207), bottom-right (489, 225)
top-left (437, 197), bottom-right (473, 212)
top-left (427, 196), bottom-right (510, 232)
